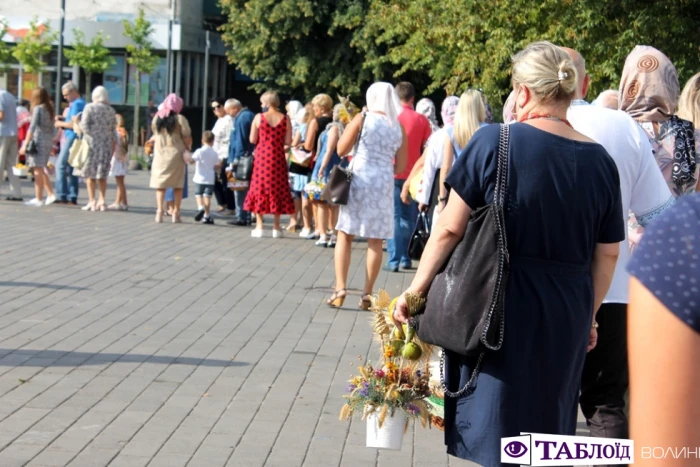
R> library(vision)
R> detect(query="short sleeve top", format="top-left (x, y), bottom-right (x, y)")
top-left (446, 123), bottom-right (625, 265)
top-left (628, 194), bottom-right (700, 333)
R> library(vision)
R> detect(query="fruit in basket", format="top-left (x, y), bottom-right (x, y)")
top-left (401, 342), bottom-right (422, 360)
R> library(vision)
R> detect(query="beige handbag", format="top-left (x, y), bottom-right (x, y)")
top-left (68, 136), bottom-right (90, 174)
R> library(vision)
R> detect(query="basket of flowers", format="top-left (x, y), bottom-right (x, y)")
top-left (340, 290), bottom-right (434, 450)
top-left (303, 180), bottom-right (325, 202)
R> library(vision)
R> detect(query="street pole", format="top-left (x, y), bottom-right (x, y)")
top-left (202, 30), bottom-right (210, 136)
top-left (55, 0), bottom-right (66, 111)
top-left (166, 0), bottom-right (173, 94)
top-left (167, 0), bottom-right (176, 95)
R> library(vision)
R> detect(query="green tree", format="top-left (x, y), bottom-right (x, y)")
top-left (12, 17), bottom-right (57, 74)
top-left (0, 20), bottom-right (13, 72)
top-left (64, 29), bottom-right (115, 94)
top-left (123, 8), bottom-right (159, 152)
top-left (219, 0), bottom-right (700, 115)
top-left (218, 0), bottom-right (417, 100)
top-left (346, 0), bottom-right (700, 116)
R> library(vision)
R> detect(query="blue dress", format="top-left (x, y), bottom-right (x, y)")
top-left (290, 123), bottom-right (309, 193)
top-left (442, 124), bottom-right (624, 466)
top-left (311, 126), bottom-right (342, 182)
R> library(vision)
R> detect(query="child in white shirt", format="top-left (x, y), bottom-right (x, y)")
top-left (190, 131), bottom-right (220, 224)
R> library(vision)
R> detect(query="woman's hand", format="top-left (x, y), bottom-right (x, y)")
top-left (587, 327), bottom-right (598, 352)
top-left (392, 293), bottom-right (410, 325)
top-left (400, 183), bottom-right (411, 205)
top-left (436, 200), bottom-right (446, 214)
top-left (19, 144), bottom-right (26, 156)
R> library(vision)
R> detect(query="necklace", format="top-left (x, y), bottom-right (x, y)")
top-left (519, 113), bottom-right (573, 128)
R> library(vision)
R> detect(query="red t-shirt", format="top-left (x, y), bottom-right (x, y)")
top-left (396, 103), bottom-right (432, 180)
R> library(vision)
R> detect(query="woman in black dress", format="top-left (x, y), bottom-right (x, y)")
top-left (393, 41), bottom-right (624, 466)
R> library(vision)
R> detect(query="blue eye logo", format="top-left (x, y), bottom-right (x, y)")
top-left (504, 441), bottom-right (528, 458)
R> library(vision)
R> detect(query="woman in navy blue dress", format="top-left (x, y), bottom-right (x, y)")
top-left (393, 41), bottom-right (624, 466)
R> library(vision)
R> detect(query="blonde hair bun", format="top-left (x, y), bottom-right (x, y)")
top-left (557, 60), bottom-right (578, 95)
top-left (512, 41), bottom-right (577, 104)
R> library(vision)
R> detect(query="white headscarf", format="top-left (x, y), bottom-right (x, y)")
top-left (287, 100), bottom-right (303, 118)
top-left (366, 82), bottom-right (403, 124)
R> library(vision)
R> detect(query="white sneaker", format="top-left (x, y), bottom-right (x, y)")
top-left (251, 229), bottom-right (264, 238)
top-left (44, 195), bottom-right (56, 206)
top-left (272, 229), bottom-right (283, 239)
top-left (299, 228), bottom-right (311, 238)
top-left (24, 198), bottom-right (44, 207)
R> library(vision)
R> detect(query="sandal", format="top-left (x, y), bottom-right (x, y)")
top-left (359, 294), bottom-right (372, 311)
top-left (326, 289), bottom-right (347, 308)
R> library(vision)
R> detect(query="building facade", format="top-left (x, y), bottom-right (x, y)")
top-left (1, 0), bottom-right (235, 110)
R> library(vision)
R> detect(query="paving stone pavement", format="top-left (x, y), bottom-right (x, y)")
top-left (0, 172), bottom-right (589, 467)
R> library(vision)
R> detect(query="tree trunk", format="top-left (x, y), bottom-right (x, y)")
top-left (132, 72), bottom-right (140, 158)
top-left (85, 73), bottom-right (92, 97)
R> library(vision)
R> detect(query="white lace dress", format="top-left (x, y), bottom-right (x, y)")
top-left (336, 112), bottom-right (403, 239)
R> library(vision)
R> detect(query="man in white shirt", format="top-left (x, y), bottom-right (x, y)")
top-left (210, 97), bottom-right (235, 215)
top-left (564, 47), bottom-right (674, 443)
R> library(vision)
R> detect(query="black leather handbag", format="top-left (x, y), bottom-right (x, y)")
top-left (26, 138), bottom-right (38, 155)
top-left (408, 211), bottom-right (431, 260)
top-left (322, 113), bottom-right (365, 205)
top-left (411, 124), bottom-right (510, 397)
top-left (235, 150), bottom-right (254, 181)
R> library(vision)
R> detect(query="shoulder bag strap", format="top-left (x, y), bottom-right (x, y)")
top-left (347, 112), bottom-right (366, 172)
top-left (494, 124), bottom-right (510, 264)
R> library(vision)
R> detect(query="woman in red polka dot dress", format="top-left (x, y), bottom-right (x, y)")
top-left (245, 91), bottom-right (295, 238)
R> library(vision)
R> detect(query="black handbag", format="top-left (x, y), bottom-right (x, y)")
top-left (26, 139), bottom-right (38, 155)
top-left (411, 124), bottom-right (510, 397)
top-left (235, 150), bottom-right (254, 181)
top-left (408, 211), bottom-right (431, 260)
top-left (322, 113), bottom-right (365, 205)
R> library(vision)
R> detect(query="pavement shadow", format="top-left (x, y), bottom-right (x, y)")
top-left (1, 349), bottom-right (248, 368)
top-left (0, 282), bottom-right (88, 291)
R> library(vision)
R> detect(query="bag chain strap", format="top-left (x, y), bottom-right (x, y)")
top-left (440, 124), bottom-right (510, 398)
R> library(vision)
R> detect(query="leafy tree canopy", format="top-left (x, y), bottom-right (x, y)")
top-left (12, 17), bottom-right (57, 74)
top-left (65, 29), bottom-right (115, 74)
top-left (0, 20), bottom-right (13, 71)
top-left (122, 8), bottom-right (159, 76)
top-left (219, 0), bottom-right (700, 111)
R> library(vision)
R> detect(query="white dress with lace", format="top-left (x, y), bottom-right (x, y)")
top-left (336, 112), bottom-right (403, 239)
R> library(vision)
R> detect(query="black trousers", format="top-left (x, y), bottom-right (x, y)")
top-left (580, 302), bottom-right (629, 440)
top-left (213, 164), bottom-right (235, 210)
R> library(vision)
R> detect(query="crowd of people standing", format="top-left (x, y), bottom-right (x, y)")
top-left (1, 40), bottom-right (699, 466)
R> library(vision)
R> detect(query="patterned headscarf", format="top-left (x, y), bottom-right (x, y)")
top-left (156, 93), bottom-right (183, 119)
top-left (620, 45), bottom-right (696, 190)
top-left (441, 96), bottom-right (459, 127)
top-left (619, 45), bottom-right (679, 122)
top-left (416, 98), bottom-right (439, 132)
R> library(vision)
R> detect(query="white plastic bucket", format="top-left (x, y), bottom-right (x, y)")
top-left (366, 410), bottom-right (407, 450)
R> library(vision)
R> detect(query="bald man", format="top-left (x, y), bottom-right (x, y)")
top-left (593, 90), bottom-right (620, 110)
top-left (563, 46), bottom-right (674, 445)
